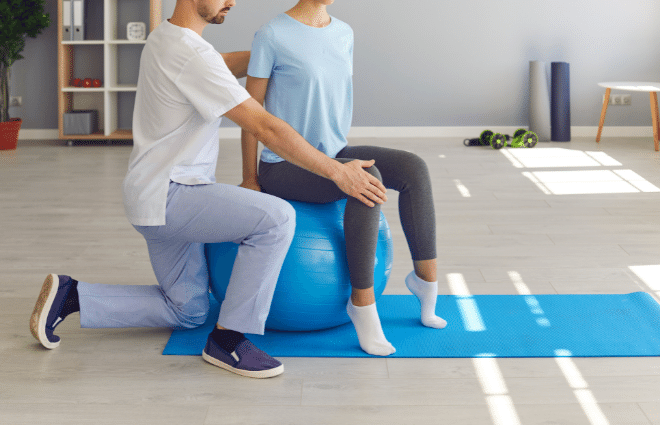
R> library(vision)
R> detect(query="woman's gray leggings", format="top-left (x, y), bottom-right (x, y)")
top-left (258, 145), bottom-right (436, 290)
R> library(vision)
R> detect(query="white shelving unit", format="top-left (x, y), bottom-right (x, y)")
top-left (58, 0), bottom-right (162, 142)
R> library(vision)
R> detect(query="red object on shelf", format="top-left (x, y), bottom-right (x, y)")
top-left (83, 78), bottom-right (92, 88)
top-left (92, 79), bottom-right (102, 88)
top-left (72, 78), bottom-right (82, 87)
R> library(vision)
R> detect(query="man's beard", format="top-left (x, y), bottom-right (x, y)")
top-left (199, 5), bottom-right (226, 24)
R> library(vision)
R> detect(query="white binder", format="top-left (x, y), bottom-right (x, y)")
top-left (72, 0), bottom-right (84, 41)
top-left (63, 0), bottom-right (72, 41)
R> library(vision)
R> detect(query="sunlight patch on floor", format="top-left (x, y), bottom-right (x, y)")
top-left (522, 170), bottom-right (659, 195)
top-left (447, 273), bottom-right (485, 332)
top-left (502, 147), bottom-right (658, 195)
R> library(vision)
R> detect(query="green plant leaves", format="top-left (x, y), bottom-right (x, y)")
top-left (0, 0), bottom-right (50, 121)
top-left (0, 0), bottom-right (51, 68)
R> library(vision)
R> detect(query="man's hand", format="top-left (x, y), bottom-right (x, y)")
top-left (239, 178), bottom-right (262, 192)
top-left (333, 160), bottom-right (388, 207)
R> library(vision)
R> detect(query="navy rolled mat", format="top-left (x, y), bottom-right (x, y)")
top-left (164, 292), bottom-right (660, 358)
top-left (551, 61), bottom-right (571, 142)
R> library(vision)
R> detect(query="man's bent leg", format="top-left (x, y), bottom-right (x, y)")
top-left (79, 182), bottom-right (295, 333)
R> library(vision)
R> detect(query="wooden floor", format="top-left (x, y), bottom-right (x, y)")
top-left (2, 136), bottom-right (660, 424)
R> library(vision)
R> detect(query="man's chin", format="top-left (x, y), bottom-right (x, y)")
top-left (205, 14), bottom-right (225, 24)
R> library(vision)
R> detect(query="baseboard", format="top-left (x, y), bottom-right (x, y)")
top-left (18, 126), bottom-right (655, 140)
top-left (217, 127), bottom-right (539, 139)
top-left (18, 129), bottom-right (60, 140)
top-left (344, 126), bottom-right (655, 139)
top-left (571, 126), bottom-right (654, 137)
top-left (203, 126), bottom-right (658, 139)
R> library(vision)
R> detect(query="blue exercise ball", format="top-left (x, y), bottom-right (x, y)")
top-left (205, 199), bottom-right (393, 331)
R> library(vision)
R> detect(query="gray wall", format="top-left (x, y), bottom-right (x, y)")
top-left (9, 0), bottom-right (59, 129)
top-left (11, 0), bottom-right (660, 130)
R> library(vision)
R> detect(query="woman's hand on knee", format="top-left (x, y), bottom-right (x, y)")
top-left (334, 160), bottom-right (388, 207)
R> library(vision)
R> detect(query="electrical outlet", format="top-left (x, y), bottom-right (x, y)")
top-left (602, 94), bottom-right (631, 106)
top-left (9, 96), bottom-right (22, 107)
top-left (603, 94), bottom-right (619, 105)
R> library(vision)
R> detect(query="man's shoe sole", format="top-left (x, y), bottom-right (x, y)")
top-left (30, 274), bottom-right (60, 349)
top-left (202, 350), bottom-right (283, 379)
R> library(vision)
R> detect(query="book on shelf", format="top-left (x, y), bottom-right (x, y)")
top-left (62, 0), bottom-right (71, 40)
top-left (72, 0), bottom-right (85, 41)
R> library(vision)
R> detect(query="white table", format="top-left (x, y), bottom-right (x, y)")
top-left (597, 82), bottom-right (660, 151)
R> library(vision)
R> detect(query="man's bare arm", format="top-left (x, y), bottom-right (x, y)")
top-left (221, 51), bottom-right (251, 79)
top-left (226, 98), bottom-right (388, 207)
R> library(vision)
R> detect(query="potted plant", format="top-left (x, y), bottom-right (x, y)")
top-left (0, 0), bottom-right (50, 150)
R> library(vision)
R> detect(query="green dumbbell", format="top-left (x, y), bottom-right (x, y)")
top-left (480, 130), bottom-right (508, 150)
top-left (510, 129), bottom-right (539, 148)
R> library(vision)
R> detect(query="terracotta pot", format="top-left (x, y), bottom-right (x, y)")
top-left (0, 118), bottom-right (22, 150)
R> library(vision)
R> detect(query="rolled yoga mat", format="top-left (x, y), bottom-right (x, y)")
top-left (529, 61), bottom-right (552, 142)
top-left (551, 61), bottom-right (571, 142)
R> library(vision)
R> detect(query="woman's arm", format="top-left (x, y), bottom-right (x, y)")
top-left (239, 76), bottom-right (269, 191)
top-left (220, 51), bottom-right (251, 79)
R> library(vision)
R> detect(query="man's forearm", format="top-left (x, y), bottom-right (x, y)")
top-left (225, 98), bottom-right (341, 184)
top-left (224, 98), bottom-right (387, 207)
top-left (221, 51), bottom-right (251, 79)
top-left (259, 117), bottom-right (341, 183)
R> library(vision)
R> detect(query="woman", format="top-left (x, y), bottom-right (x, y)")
top-left (240, 0), bottom-right (446, 356)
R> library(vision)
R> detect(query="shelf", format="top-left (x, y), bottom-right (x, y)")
top-left (63, 131), bottom-right (106, 139)
top-left (63, 130), bottom-right (133, 140)
top-left (62, 40), bottom-right (105, 45)
top-left (108, 85), bottom-right (137, 92)
top-left (107, 40), bottom-right (147, 45)
top-left (108, 129), bottom-right (133, 139)
top-left (66, 44), bottom-right (104, 86)
top-left (58, 0), bottom-right (162, 142)
top-left (63, 88), bottom-right (106, 92)
top-left (61, 40), bottom-right (147, 45)
top-left (63, 85), bottom-right (138, 92)
top-left (108, 44), bottom-right (143, 88)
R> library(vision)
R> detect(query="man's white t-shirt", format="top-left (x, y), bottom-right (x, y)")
top-left (123, 20), bottom-right (251, 226)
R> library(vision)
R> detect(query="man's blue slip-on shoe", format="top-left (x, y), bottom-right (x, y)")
top-left (202, 333), bottom-right (284, 379)
top-left (30, 274), bottom-right (75, 349)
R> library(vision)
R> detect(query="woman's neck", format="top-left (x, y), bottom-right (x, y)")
top-left (286, 1), bottom-right (331, 28)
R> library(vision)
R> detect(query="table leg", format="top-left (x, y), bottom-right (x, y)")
top-left (596, 88), bottom-right (610, 143)
top-left (650, 92), bottom-right (660, 152)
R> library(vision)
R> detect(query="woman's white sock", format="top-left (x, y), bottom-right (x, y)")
top-left (346, 300), bottom-right (396, 356)
top-left (405, 271), bottom-right (447, 329)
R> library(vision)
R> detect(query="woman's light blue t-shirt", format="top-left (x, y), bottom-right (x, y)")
top-left (247, 13), bottom-right (354, 163)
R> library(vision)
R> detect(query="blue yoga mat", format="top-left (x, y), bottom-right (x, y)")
top-left (163, 293), bottom-right (660, 358)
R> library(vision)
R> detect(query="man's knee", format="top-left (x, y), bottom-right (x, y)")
top-left (167, 294), bottom-right (211, 328)
top-left (179, 312), bottom-right (209, 328)
top-left (172, 307), bottom-right (210, 329)
top-left (265, 196), bottom-right (297, 240)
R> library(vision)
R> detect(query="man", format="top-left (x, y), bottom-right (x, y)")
top-left (30, 0), bottom-right (387, 379)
